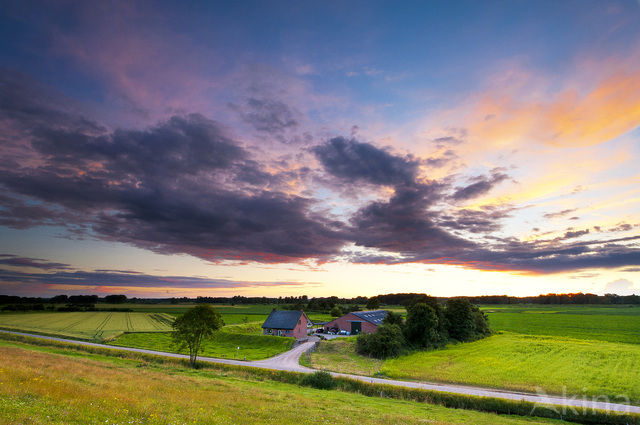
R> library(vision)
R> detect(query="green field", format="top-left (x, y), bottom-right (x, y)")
top-left (109, 330), bottom-right (293, 360)
top-left (382, 332), bottom-right (640, 402)
top-left (484, 305), bottom-right (640, 344)
top-left (97, 303), bottom-right (333, 324)
top-left (0, 341), bottom-right (566, 425)
top-left (0, 311), bottom-right (173, 340)
top-left (309, 304), bottom-right (640, 404)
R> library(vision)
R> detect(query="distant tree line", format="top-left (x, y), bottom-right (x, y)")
top-left (356, 296), bottom-right (491, 359)
top-left (1, 291), bottom-right (638, 313)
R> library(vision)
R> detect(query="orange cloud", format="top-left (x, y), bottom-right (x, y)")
top-left (465, 68), bottom-right (640, 148)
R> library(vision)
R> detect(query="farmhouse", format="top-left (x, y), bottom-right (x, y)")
top-left (324, 310), bottom-right (387, 335)
top-left (261, 309), bottom-right (310, 339)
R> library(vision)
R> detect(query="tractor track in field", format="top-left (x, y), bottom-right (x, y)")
top-left (1, 329), bottom-right (639, 415)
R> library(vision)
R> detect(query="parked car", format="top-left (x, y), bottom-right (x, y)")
top-left (338, 330), bottom-right (350, 335)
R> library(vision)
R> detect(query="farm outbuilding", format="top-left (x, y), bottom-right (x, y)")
top-left (261, 309), bottom-right (310, 339)
top-left (323, 310), bottom-right (387, 335)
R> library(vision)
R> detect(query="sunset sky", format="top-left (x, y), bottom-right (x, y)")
top-left (1, 0), bottom-right (639, 298)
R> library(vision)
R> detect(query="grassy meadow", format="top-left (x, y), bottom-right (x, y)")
top-left (308, 304), bottom-right (640, 405)
top-left (0, 311), bottom-right (173, 340)
top-left (109, 330), bottom-right (293, 360)
top-left (0, 340), bottom-right (568, 425)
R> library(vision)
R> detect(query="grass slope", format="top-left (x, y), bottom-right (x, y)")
top-left (0, 312), bottom-right (173, 341)
top-left (109, 331), bottom-right (294, 360)
top-left (308, 338), bottom-right (382, 375)
top-left (0, 341), bottom-right (565, 425)
top-left (381, 332), bottom-right (640, 403)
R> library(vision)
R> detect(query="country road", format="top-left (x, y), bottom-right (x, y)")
top-left (2, 329), bottom-right (639, 415)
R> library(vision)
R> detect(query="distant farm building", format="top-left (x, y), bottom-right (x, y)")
top-left (262, 310), bottom-right (310, 338)
top-left (324, 310), bottom-right (388, 335)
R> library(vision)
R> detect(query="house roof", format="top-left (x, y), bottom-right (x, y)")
top-left (351, 310), bottom-right (388, 325)
top-left (262, 310), bottom-right (304, 330)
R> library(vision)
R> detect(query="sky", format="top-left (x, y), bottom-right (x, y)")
top-left (0, 0), bottom-right (639, 298)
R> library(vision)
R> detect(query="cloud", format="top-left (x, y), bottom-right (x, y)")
top-left (0, 267), bottom-right (320, 296)
top-left (563, 229), bottom-right (590, 239)
top-left (2, 71), bottom-right (640, 276)
top-left (230, 97), bottom-right (300, 142)
top-left (312, 137), bottom-right (419, 186)
top-left (451, 169), bottom-right (510, 201)
top-left (0, 72), bottom-right (345, 263)
top-left (543, 208), bottom-right (578, 219)
top-left (602, 278), bottom-right (636, 295)
top-left (0, 255), bottom-right (70, 270)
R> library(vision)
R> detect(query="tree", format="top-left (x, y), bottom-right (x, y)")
top-left (104, 294), bottom-right (127, 304)
top-left (172, 305), bottom-right (224, 367)
top-left (366, 297), bottom-right (381, 310)
top-left (382, 310), bottom-right (404, 326)
top-left (330, 305), bottom-right (343, 317)
top-left (355, 324), bottom-right (404, 359)
top-left (444, 298), bottom-right (477, 342)
top-left (403, 303), bottom-right (442, 348)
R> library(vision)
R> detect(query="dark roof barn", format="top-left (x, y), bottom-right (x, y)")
top-left (262, 310), bottom-right (304, 330)
top-left (352, 310), bottom-right (388, 325)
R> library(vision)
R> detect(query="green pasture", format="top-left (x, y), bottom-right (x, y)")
top-left (109, 330), bottom-right (294, 360)
top-left (381, 332), bottom-right (640, 403)
top-left (0, 311), bottom-right (173, 341)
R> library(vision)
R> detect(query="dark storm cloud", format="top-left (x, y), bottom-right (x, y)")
top-left (0, 72), bottom-right (344, 262)
top-left (349, 182), bottom-right (471, 254)
top-left (0, 255), bottom-right (70, 270)
top-left (451, 169), bottom-right (510, 201)
top-left (312, 137), bottom-right (419, 185)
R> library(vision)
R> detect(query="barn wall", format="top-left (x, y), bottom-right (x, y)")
top-left (324, 312), bottom-right (377, 334)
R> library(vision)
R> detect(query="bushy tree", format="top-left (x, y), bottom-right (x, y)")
top-left (403, 303), bottom-right (443, 348)
top-left (366, 297), bottom-right (381, 310)
top-left (172, 305), bottom-right (224, 367)
top-left (445, 298), bottom-right (482, 342)
top-left (330, 305), bottom-right (343, 317)
top-left (383, 310), bottom-right (404, 326)
top-left (356, 324), bottom-right (404, 359)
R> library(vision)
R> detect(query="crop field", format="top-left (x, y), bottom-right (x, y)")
top-left (483, 305), bottom-right (640, 344)
top-left (109, 330), bottom-right (293, 360)
top-left (0, 312), bottom-right (174, 341)
top-left (309, 304), bottom-right (640, 404)
top-left (0, 341), bottom-right (566, 425)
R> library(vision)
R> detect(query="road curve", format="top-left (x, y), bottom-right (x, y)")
top-left (2, 329), bottom-right (638, 415)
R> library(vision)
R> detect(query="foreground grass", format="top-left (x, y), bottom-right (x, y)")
top-left (382, 333), bottom-right (640, 404)
top-left (109, 331), bottom-right (294, 360)
top-left (0, 341), bottom-right (566, 425)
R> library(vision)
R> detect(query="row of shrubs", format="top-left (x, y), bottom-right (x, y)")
top-left (356, 297), bottom-right (490, 359)
top-left (1, 333), bottom-right (637, 425)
